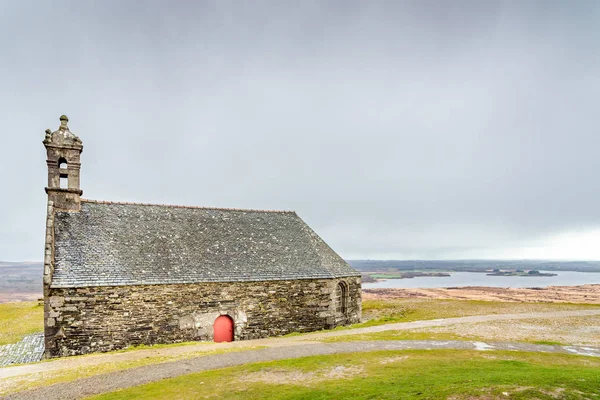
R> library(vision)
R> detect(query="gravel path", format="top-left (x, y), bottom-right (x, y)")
top-left (4, 340), bottom-right (600, 400)
top-left (298, 309), bottom-right (600, 340)
top-left (3, 309), bottom-right (600, 399)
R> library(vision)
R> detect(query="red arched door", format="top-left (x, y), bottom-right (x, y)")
top-left (213, 315), bottom-right (234, 342)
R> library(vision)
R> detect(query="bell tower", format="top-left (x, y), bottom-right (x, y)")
top-left (43, 115), bottom-right (83, 211)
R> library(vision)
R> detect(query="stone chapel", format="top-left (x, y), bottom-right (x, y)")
top-left (42, 115), bottom-right (362, 358)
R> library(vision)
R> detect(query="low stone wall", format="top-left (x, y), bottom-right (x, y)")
top-left (45, 277), bottom-right (361, 358)
top-left (0, 333), bottom-right (45, 366)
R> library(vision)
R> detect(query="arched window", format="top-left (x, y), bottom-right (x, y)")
top-left (58, 158), bottom-right (68, 188)
top-left (336, 281), bottom-right (348, 316)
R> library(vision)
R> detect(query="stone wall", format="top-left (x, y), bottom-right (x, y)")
top-left (43, 200), bottom-right (55, 355)
top-left (44, 277), bottom-right (361, 358)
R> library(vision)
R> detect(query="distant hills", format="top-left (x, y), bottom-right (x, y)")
top-left (1, 259), bottom-right (599, 302)
top-left (347, 260), bottom-right (600, 273)
top-left (0, 261), bottom-right (43, 267)
top-left (0, 261), bottom-right (43, 302)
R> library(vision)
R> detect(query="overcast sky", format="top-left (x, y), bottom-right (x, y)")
top-left (1, 1), bottom-right (599, 261)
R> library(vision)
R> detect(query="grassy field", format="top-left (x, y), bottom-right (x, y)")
top-left (0, 345), bottom-right (266, 396)
top-left (88, 350), bottom-right (600, 400)
top-left (357, 298), bottom-right (600, 327)
top-left (0, 301), bottom-right (43, 345)
top-left (323, 314), bottom-right (600, 346)
top-left (322, 330), bottom-right (470, 342)
top-left (3, 298), bottom-right (600, 398)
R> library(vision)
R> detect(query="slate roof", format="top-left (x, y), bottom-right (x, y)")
top-left (51, 200), bottom-right (359, 288)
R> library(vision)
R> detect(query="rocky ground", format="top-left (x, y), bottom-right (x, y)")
top-left (0, 334), bottom-right (44, 367)
top-left (363, 284), bottom-right (600, 303)
top-left (408, 314), bottom-right (600, 346)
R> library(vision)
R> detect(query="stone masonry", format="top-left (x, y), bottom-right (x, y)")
top-left (0, 333), bottom-right (45, 366)
top-left (45, 278), bottom-right (361, 357)
top-left (42, 115), bottom-right (362, 358)
top-left (43, 115), bottom-right (83, 212)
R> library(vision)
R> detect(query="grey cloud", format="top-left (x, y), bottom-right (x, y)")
top-left (1, 1), bottom-right (599, 260)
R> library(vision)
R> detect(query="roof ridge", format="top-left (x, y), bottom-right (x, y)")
top-left (80, 198), bottom-right (296, 214)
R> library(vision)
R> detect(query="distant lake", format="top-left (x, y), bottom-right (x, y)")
top-left (362, 271), bottom-right (600, 289)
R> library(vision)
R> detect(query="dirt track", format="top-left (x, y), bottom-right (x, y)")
top-left (4, 309), bottom-right (600, 381)
top-left (363, 284), bottom-right (600, 303)
top-left (4, 339), bottom-right (600, 400)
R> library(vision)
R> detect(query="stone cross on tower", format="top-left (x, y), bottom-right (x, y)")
top-left (43, 115), bottom-right (84, 211)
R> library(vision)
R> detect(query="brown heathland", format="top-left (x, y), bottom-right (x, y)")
top-left (363, 284), bottom-right (600, 303)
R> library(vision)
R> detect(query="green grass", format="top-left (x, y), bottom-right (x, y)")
top-left (3, 298), bottom-right (599, 398)
top-left (0, 345), bottom-right (266, 396)
top-left (355, 298), bottom-right (600, 328)
top-left (320, 329), bottom-right (571, 346)
top-left (532, 341), bottom-right (564, 346)
top-left (113, 340), bottom-right (212, 353)
top-left (321, 330), bottom-right (468, 342)
top-left (0, 301), bottom-right (43, 345)
top-left (88, 350), bottom-right (600, 400)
